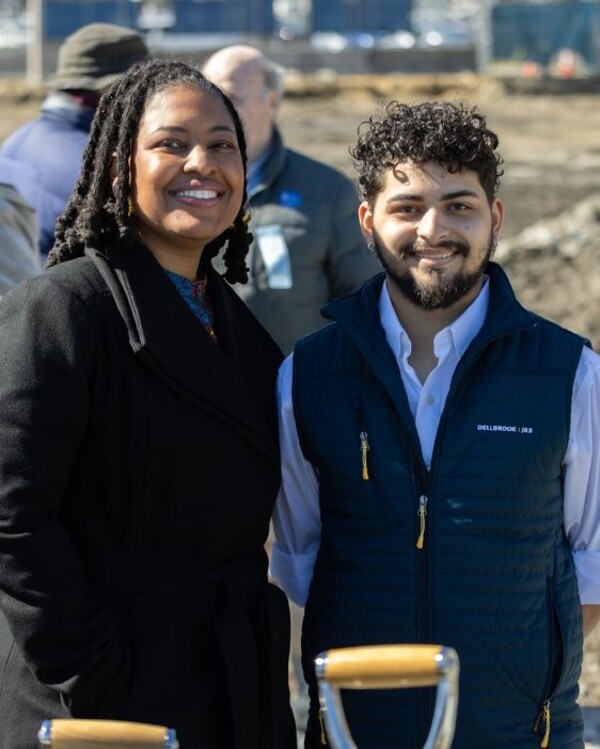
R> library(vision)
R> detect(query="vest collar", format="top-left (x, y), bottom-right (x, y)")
top-left (318, 263), bottom-right (538, 443)
top-left (322, 262), bottom-right (536, 359)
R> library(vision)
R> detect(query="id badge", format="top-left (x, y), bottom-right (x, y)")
top-left (255, 224), bottom-right (292, 289)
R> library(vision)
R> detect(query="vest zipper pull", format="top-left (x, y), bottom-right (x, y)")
top-left (540, 701), bottom-right (551, 748)
top-left (359, 431), bottom-right (370, 480)
top-left (416, 495), bottom-right (428, 549)
top-left (534, 700), bottom-right (551, 748)
top-left (318, 706), bottom-right (328, 745)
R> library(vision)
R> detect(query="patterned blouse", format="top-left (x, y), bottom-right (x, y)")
top-left (165, 269), bottom-right (217, 342)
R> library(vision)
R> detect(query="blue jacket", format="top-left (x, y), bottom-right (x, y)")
top-left (293, 264), bottom-right (586, 748)
top-left (0, 93), bottom-right (94, 258)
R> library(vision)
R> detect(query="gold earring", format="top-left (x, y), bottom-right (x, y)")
top-left (128, 198), bottom-right (134, 217)
top-left (242, 210), bottom-right (251, 224)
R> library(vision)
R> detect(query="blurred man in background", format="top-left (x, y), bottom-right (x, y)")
top-left (203, 44), bottom-right (379, 355)
top-left (0, 22), bottom-right (148, 260)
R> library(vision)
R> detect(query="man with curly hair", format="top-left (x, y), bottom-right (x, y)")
top-left (270, 100), bottom-right (600, 748)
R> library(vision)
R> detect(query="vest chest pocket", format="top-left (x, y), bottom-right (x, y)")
top-left (317, 397), bottom-right (413, 536)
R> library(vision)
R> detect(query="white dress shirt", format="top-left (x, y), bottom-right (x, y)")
top-left (270, 277), bottom-right (600, 608)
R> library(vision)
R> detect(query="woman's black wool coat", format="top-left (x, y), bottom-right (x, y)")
top-left (0, 243), bottom-right (296, 749)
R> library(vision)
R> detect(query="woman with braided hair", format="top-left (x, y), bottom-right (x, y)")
top-left (0, 58), bottom-right (296, 749)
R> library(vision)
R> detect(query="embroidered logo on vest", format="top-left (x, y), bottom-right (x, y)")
top-left (477, 424), bottom-right (533, 434)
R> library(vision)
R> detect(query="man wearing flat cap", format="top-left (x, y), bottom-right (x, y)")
top-left (0, 23), bottom-right (148, 260)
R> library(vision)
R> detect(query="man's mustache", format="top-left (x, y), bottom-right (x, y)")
top-left (402, 239), bottom-right (470, 256)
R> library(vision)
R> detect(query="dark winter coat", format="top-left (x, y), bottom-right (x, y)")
top-left (0, 242), bottom-right (296, 749)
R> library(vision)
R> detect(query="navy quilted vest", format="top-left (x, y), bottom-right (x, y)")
top-left (294, 264), bottom-right (586, 749)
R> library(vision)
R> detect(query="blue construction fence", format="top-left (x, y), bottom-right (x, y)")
top-left (42, 0), bottom-right (411, 38)
top-left (41, 0), bottom-right (600, 70)
top-left (492, 1), bottom-right (600, 66)
top-left (311, 0), bottom-right (412, 34)
top-left (43, 1), bottom-right (275, 39)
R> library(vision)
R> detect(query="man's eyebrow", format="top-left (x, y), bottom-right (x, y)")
top-left (385, 193), bottom-right (422, 204)
top-left (443, 189), bottom-right (481, 200)
top-left (385, 189), bottom-right (481, 204)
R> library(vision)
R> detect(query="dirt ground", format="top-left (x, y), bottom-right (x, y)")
top-left (2, 71), bottom-right (600, 705)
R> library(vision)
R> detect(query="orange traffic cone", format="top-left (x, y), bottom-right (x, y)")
top-left (557, 49), bottom-right (576, 79)
top-left (521, 59), bottom-right (541, 78)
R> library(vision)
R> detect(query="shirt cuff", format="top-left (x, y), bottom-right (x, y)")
top-left (269, 542), bottom-right (317, 608)
top-left (573, 549), bottom-right (600, 604)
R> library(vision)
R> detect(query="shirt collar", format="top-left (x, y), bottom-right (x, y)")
top-left (42, 91), bottom-right (96, 130)
top-left (379, 275), bottom-right (490, 363)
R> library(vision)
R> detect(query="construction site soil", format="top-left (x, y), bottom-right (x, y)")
top-left (1, 70), bottom-right (600, 707)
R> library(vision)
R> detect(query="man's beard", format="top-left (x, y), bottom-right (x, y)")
top-left (372, 230), bottom-right (496, 310)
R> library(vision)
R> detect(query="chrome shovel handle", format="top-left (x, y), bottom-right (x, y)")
top-left (315, 644), bottom-right (459, 749)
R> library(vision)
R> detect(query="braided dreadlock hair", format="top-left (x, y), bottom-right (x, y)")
top-left (47, 57), bottom-right (252, 284)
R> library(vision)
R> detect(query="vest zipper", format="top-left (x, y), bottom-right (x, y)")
top-left (416, 494), bottom-right (428, 549)
top-left (533, 699), bottom-right (551, 747)
top-left (412, 455), bottom-right (432, 746)
top-left (359, 430), bottom-right (370, 480)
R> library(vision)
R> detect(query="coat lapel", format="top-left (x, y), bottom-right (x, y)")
top-left (87, 244), bottom-right (279, 466)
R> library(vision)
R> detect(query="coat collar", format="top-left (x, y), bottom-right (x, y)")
top-left (86, 243), bottom-right (280, 465)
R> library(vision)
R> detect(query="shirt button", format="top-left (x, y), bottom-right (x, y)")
top-left (425, 394), bottom-right (434, 405)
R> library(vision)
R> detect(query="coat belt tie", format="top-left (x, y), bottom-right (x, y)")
top-left (78, 545), bottom-right (270, 749)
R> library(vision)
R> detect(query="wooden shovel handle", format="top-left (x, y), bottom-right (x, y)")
top-left (315, 644), bottom-right (447, 689)
top-left (39, 719), bottom-right (173, 749)
top-left (315, 645), bottom-right (459, 749)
